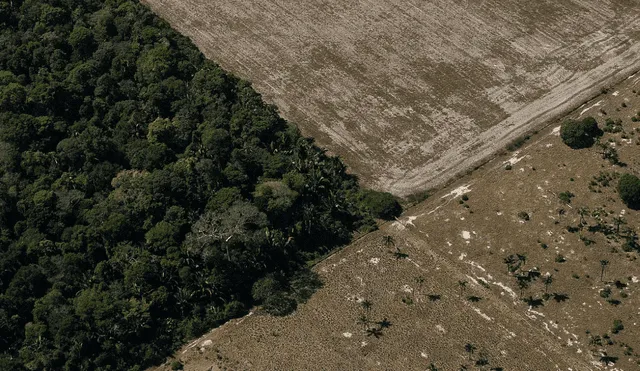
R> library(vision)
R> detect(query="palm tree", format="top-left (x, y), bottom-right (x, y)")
top-left (415, 276), bottom-right (425, 303)
top-left (578, 207), bottom-right (589, 226)
top-left (542, 274), bottom-right (553, 293)
top-left (360, 299), bottom-right (372, 313)
top-left (383, 235), bottom-right (395, 251)
top-left (464, 343), bottom-right (476, 357)
top-left (358, 314), bottom-right (369, 330)
top-left (458, 280), bottom-right (468, 296)
top-left (516, 254), bottom-right (527, 269)
top-left (612, 216), bottom-right (626, 235)
top-left (517, 279), bottom-right (529, 297)
top-left (503, 255), bottom-right (517, 274)
top-left (600, 260), bottom-right (609, 281)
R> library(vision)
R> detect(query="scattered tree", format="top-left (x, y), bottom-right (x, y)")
top-left (618, 173), bottom-right (640, 209)
top-left (600, 260), bottom-right (609, 281)
top-left (560, 116), bottom-right (603, 149)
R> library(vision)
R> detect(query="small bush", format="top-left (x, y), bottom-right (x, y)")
top-left (560, 117), bottom-right (603, 149)
top-left (518, 211), bottom-right (530, 221)
top-left (262, 292), bottom-right (297, 316)
top-left (558, 191), bottom-right (575, 204)
top-left (618, 173), bottom-right (640, 209)
top-left (603, 118), bottom-right (623, 133)
top-left (359, 190), bottom-right (402, 220)
top-left (506, 134), bottom-right (531, 151)
top-left (612, 320), bottom-right (624, 334)
top-left (171, 361), bottom-right (184, 370)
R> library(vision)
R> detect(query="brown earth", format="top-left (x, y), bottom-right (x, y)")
top-left (152, 70), bottom-right (640, 371)
top-left (143, 0), bottom-right (640, 196)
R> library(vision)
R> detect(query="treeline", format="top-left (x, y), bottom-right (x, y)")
top-left (0, 0), bottom-right (401, 369)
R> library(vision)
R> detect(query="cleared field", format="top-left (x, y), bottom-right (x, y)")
top-left (143, 0), bottom-right (640, 195)
top-left (152, 72), bottom-right (640, 371)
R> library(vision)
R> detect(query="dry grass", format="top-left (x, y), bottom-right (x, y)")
top-left (143, 0), bottom-right (640, 195)
top-left (151, 73), bottom-right (640, 371)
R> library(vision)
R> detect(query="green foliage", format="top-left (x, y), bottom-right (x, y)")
top-left (358, 190), bottom-right (402, 220)
top-left (618, 173), bottom-right (640, 209)
top-left (602, 118), bottom-right (623, 133)
top-left (558, 191), bottom-right (575, 204)
top-left (0, 1), bottom-right (383, 369)
top-left (517, 211), bottom-right (530, 221)
top-left (612, 319), bottom-right (624, 334)
top-left (560, 116), bottom-right (603, 149)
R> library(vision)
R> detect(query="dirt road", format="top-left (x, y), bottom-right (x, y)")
top-left (143, 0), bottom-right (640, 196)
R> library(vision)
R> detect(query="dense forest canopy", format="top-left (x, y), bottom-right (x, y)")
top-left (0, 0), bottom-right (401, 369)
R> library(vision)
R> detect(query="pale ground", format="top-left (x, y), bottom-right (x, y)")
top-left (143, 0), bottom-right (640, 195)
top-left (151, 70), bottom-right (640, 371)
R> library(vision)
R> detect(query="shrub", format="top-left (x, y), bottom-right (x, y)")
top-left (518, 211), bottom-right (530, 221)
top-left (560, 117), bottom-right (603, 149)
top-left (171, 361), bottom-right (184, 370)
top-left (618, 173), bottom-right (640, 209)
top-left (506, 134), bottom-right (531, 151)
top-left (262, 292), bottom-right (297, 316)
top-left (359, 190), bottom-right (402, 220)
top-left (612, 320), bottom-right (624, 334)
top-left (603, 118), bottom-right (623, 133)
top-left (558, 191), bottom-right (575, 204)
top-left (251, 275), bottom-right (282, 302)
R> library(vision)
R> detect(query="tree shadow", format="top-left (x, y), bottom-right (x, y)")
top-left (391, 250), bottom-right (409, 260)
top-left (427, 294), bottom-right (441, 302)
top-left (552, 293), bottom-right (569, 302)
top-left (522, 296), bottom-right (544, 308)
top-left (366, 327), bottom-right (383, 338)
top-left (466, 296), bottom-right (482, 303)
top-left (607, 298), bottom-right (621, 306)
top-left (614, 280), bottom-right (627, 289)
top-left (376, 318), bottom-right (392, 329)
top-left (600, 354), bottom-right (618, 365)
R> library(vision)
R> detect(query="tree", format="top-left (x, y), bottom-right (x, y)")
top-left (542, 274), bottom-right (553, 294)
top-left (618, 173), bottom-right (640, 209)
top-left (458, 280), bottom-right (467, 296)
top-left (517, 279), bottom-right (529, 297)
top-left (612, 216), bottom-right (626, 235)
top-left (600, 260), bottom-right (609, 282)
top-left (578, 207), bottom-right (589, 226)
top-left (358, 314), bottom-right (369, 330)
top-left (360, 299), bottom-right (372, 313)
top-left (464, 343), bottom-right (476, 357)
top-left (383, 235), bottom-right (396, 250)
top-left (503, 255), bottom-right (517, 274)
top-left (560, 116), bottom-right (602, 149)
top-left (359, 190), bottom-right (402, 220)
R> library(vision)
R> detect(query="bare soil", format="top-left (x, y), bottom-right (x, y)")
top-left (143, 0), bottom-right (640, 196)
top-left (152, 72), bottom-right (640, 371)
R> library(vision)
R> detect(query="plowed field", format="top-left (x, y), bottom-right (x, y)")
top-left (143, 0), bottom-right (640, 195)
